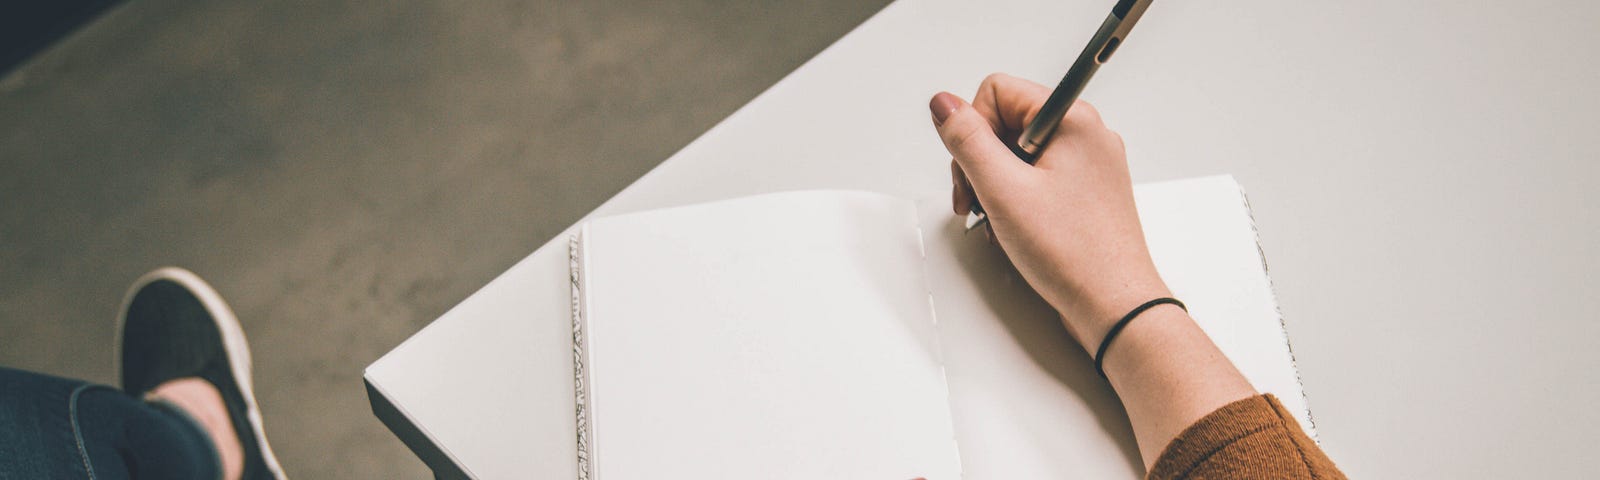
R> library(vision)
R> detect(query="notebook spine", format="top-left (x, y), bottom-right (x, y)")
top-left (571, 231), bottom-right (595, 480)
top-left (914, 213), bottom-right (966, 479)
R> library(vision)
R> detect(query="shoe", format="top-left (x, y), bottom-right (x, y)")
top-left (115, 267), bottom-right (286, 479)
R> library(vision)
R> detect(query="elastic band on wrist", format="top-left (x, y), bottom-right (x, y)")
top-left (1093, 297), bottom-right (1187, 379)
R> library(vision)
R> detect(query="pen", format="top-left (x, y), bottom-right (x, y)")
top-left (966, 0), bottom-right (1155, 232)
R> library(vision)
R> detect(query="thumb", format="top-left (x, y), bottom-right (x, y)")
top-left (930, 92), bottom-right (1028, 188)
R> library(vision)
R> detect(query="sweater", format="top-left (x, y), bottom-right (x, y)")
top-left (1148, 394), bottom-right (1345, 480)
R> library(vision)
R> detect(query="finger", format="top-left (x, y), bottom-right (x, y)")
top-left (952, 183), bottom-right (960, 214)
top-left (1053, 99), bottom-right (1108, 144)
top-left (1064, 98), bottom-right (1104, 126)
top-left (951, 159), bottom-right (974, 215)
top-left (930, 92), bottom-right (1029, 188)
top-left (971, 73), bottom-right (1052, 138)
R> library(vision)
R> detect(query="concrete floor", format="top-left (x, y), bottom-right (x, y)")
top-left (0, 0), bottom-right (887, 477)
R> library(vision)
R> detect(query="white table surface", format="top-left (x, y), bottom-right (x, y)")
top-left (364, 0), bottom-right (1600, 478)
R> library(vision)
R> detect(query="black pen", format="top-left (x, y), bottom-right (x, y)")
top-left (967, 0), bottom-right (1155, 232)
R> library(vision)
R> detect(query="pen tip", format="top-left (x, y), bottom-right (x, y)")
top-left (964, 213), bottom-right (986, 232)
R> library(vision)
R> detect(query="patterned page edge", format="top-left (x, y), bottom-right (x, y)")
top-left (1236, 182), bottom-right (1321, 441)
top-left (570, 231), bottom-right (594, 480)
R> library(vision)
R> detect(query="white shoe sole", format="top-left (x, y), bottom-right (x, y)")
top-left (113, 267), bottom-right (287, 479)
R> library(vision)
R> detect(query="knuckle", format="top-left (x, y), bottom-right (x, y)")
top-left (1073, 100), bottom-right (1103, 122)
top-left (981, 72), bottom-right (1009, 89)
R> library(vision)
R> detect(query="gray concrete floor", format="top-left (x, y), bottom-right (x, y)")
top-left (0, 0), bottom-right (887, 477)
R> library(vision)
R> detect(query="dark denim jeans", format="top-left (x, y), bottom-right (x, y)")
top-left (0, 366), bottom-right (221, 480)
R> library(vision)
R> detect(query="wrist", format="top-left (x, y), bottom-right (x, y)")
top-left (1051, 274), bottom-right (1172, 352)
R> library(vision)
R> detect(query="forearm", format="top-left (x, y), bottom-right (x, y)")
top-left (1094, 306), bottom-right (1256, 469)
top-left (1048, 263), bottom-right (1258, 469)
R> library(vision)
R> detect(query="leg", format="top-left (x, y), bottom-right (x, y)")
top-left (1, 267), bottom-right (282, 480)
top-left (117, 267), bottom-right (284, 480)
top-left (0, 367), bottom-right (221, 479)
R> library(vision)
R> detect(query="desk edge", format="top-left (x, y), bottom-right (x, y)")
top-left (364, 372), bottom-right (476, 480)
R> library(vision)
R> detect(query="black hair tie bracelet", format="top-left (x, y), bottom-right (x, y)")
top-left (1093, 297), bottom-right (1187, 379)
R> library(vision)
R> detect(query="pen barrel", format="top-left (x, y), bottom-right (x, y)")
top-left (1016, 12), bottom-right (1119, 158)
top-left (1009, 140), bottom-right (1039, 165)
top-left (971, 1), bottom-right (1153, 233)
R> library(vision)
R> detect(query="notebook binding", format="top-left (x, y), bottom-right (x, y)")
top-left (914, 214), bottom-right (965, 479)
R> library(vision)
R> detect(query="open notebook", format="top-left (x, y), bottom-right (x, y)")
top-left (569, 175), bottom-right (1314, 479)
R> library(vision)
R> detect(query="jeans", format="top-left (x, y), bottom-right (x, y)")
top-left (0, 366), bottom-right (221, 480)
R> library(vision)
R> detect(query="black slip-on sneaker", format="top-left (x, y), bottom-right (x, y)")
top-left (116, 267), bottom-right (286, 480)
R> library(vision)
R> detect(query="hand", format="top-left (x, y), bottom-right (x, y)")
top-left (929, 73), bottom-right (1171, 351)
top-left (931, 74), bottom-right (1259, 469)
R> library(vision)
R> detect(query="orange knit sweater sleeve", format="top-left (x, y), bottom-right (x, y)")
top-left (1147, 394), bottom-right (1345, 480)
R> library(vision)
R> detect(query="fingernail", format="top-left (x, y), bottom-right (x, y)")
top-left (929, 92), bottom-right (960, 127)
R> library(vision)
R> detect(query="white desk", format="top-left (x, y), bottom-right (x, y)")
top-left (364, 0), bottom-right (1600, 478)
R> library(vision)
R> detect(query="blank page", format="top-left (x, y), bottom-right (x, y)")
top-left (576, 191), bottom-right (962, 480)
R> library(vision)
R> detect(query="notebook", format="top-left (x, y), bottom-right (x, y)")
top-left (569, 175), bottom-right (1314, 479)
